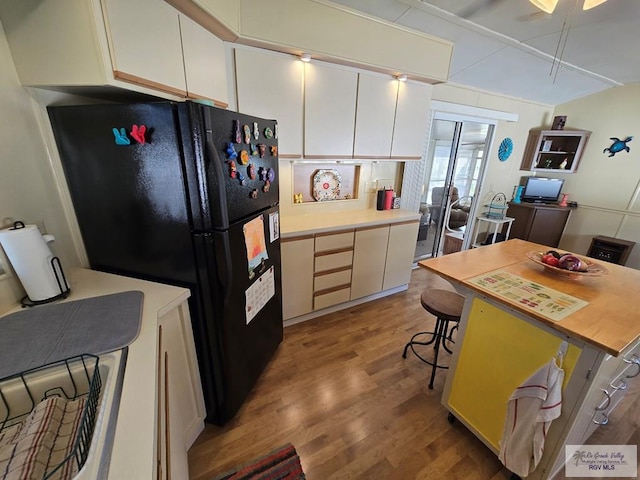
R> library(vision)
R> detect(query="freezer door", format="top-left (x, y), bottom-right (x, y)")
top-left (185, 103), bottom-right (280, 229)
top-left (48, 102), bottom-right (197, 285)
top-left (197, 205), bottom-right (283, 423)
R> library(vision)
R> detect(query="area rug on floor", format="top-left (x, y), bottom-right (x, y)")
top-left (214, 443), bottom-right (306, 480)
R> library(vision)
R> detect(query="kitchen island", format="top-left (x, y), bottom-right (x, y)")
top-left (419, 239), bottom-right (640, 479)
top-left (1, 268), bottom-right (206, 479)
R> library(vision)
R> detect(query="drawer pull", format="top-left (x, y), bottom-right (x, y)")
top-left (609, 378), bottom-right (628, 391)
top-left (624, 354), bottom-right (640, 378)
top-left (592, 411), bottom-right (609, 426)
top-left (594, 389), bottom-right (611, 411)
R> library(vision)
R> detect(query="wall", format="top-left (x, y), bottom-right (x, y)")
top-left (552, 83), bottom-right (640, 268)
top-left (0, 22), bottom-right (82, 313)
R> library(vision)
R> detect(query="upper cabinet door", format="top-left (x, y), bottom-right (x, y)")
top-left (353, 74), bottom-right (397, 158)
top-left (391, 81), bottom-right (432, 159)
top-left (103, 0), bottom-right (186, 95)
top-left (235, 48), bottom-right (303, 158)
top-left (304, 62), bottom-right (358, 158)
top-left (180, 15), bottom-right (228, 107)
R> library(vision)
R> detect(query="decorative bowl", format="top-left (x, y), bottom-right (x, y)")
top-left (526, 251), bottom-right (609, 278)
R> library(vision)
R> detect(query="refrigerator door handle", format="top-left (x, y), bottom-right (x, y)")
top-left (218, 231), bottom-right (234, 307)
top-left (202, 107), bottom-right (230, 230)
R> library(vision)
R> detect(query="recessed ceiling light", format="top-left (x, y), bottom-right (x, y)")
top-left (397, 74), bottom-right (408, 82)
top-left (300, 53), bottom-right (311, 63)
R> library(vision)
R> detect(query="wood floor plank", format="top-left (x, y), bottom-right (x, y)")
top-left (188, 267), bottom-right (640, 479)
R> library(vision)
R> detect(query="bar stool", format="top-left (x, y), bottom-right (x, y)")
top-left (402, 289), bottom-right (465, 389)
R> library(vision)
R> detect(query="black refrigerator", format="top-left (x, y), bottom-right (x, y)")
top-left (47, 101), bottom-right (283, 425)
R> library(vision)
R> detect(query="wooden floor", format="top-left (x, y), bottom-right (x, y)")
top-left (188, 267), bottom-right (640, 480)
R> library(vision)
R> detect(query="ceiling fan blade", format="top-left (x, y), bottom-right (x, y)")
top-left (457, 0), bottom-right (507, 18)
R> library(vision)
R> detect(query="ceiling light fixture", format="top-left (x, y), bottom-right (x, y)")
top-left (582, 0), bottom-right (606, 9)
top-left (300, 53), bottom-right (311, 63)
top-left (529, 0), bottom-right (607, 14)
top-left (529, 0), bottom-right (559, 13)
top-left (397, 74), bottom-right (408, 82)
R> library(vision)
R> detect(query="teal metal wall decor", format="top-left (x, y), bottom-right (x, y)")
top-left (498, 137), bottom-right (513, 161)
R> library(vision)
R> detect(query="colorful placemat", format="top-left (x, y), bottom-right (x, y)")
top-left (467, 270), bottom-right (588, 321)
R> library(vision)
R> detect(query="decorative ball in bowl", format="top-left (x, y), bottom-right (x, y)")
top-left (526, 250), bottom-right (609, 278)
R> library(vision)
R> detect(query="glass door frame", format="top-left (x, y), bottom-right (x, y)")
top-left (422, 111), bottom-right (498, 256)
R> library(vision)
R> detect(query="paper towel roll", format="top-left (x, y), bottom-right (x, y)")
top-left (0, 224), bottom-right (68, 302)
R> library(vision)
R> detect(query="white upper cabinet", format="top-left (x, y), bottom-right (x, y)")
top-left (103, 0), bottom-right (186, 95)
top-left (391, 81), bottom-right (432, 159)
top-left (235, 48), bottom-right (303, 157)
top-left (0, 0), bottom-right (228, 103)
top-left (353, 74), bottom-right (397, 159)
top-left (304, 62), bottom-right (358, 158)
top-left (180, 14), bottom-right (228, 107)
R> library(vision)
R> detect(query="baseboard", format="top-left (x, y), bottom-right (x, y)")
top-left (283, 284), bottom-right (409, 328)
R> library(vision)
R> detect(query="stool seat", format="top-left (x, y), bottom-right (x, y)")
top-left (421, 290), bottom-right (465, 322)
top-left (403, 288), bottom-right (465, 389)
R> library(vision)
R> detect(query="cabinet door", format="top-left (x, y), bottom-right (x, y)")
top-left (353, 74), bottom-right (396, 158)
top-left (180, 14), bottom-right (228, 106)
top-left (235, 49), bottom-right (303, 157)
top-left (304, 62), bottom-right (357, 158)
top-left (103, 0), bottom-right (187, 95)
top-left (528, 208), bottom-right (570, 247)
top-left (383, 221), bottom-right (419, 290)
top-left (391, 81), bottom-right (432, 159)
top-left (158, 303), bottom-right (206, 479)
top-left (350, 225), bottom-right (389, 299)
top-left (281, 236), bottom-right (314, 319)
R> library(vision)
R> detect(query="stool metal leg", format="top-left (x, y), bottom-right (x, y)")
top-left (402, 316), bottom-right (455, 389)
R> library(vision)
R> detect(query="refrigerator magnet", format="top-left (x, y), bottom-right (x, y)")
top-left (257, 144), bottom-right (266, 157)
top-left (243, 124), bottom-right (251, 144)
top-left (225, 143), bottom-right (237, 159)
top-left (264, 127), bottom-right (273, 139)
top-left (112, 127), bottom-right (130, 145)
top-left (253, 122), bottom-right (259, 139)
top-left (239, 150), bottom-right (249, 165)
top-left (247, 164), bottom-right (256, 180)
top-left (270, 146), bottom-right (278, 157)
top-left (233, 120), bottom-right (242, 143)
top-left (250, 144), bottom-right (258, 157)
top-left (130, 125), bottom-right (146, 144)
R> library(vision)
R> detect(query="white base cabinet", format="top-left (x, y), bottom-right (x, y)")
top-left (281, 235), bottom-right (315, 320)
top-left (281, 218), bottom-right (419, 321)
top-left (351, 225), bottom-right (389, 300)
top-left (157, 301), bottom-right (205, 480)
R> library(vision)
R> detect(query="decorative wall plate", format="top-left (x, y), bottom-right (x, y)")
top-left (313, 169), bottom-right (341, 201)
top-left (498, 137), bottom-right (513, 161)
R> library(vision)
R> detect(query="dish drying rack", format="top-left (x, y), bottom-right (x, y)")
top-left (0, 354), bottom-right (102, 480)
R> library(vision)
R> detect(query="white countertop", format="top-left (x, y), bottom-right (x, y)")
top-left (3, 268), bottom-right (191, 479)
top-left (281, 208), bottom-right (420, 237)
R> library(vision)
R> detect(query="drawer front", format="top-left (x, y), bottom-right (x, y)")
top-left (315, 250), bottom-right (353, 272)
top-left (314, 269), bottom-right (352, 291)
top-left (315, 231), bottom-right (354, 252)
top-left (314, 287), bottom-right (351, 310)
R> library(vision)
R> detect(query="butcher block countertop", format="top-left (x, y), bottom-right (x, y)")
top-left (281, 208), bottom-right (420, 238)
top-left (419, 239), bottom-right (640, 357)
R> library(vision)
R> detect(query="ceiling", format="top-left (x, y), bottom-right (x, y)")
top-left (329, 0), bottom-right (640, 105)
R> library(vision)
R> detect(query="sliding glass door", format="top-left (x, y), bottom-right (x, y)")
top-left (415, 116), bottom-right (494, 260)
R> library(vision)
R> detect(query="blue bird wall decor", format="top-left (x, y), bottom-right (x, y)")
top-left (604, 136), bottom-right (632, 157)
